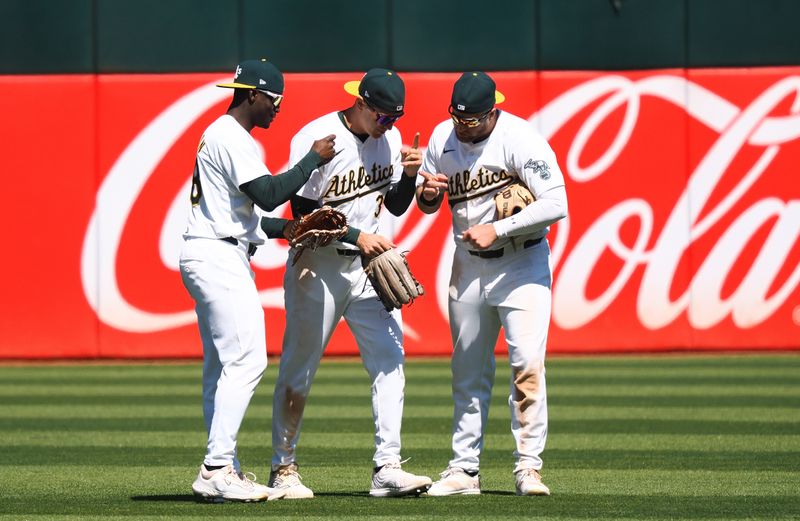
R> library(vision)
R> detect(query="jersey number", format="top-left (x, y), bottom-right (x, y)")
top-left (190, 162), bottom-right (202, 206)
top-left (374, 194), bottom-right (384, 217)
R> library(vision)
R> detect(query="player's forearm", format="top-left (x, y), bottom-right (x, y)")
top-left (493, 186), bottom-right (568, 238)
top-left (240, 151), bottom-right (321, 212)
top-left (383, 174), bottom-right (416, 216)
top-left (260, 216), bottom-right (290, 239)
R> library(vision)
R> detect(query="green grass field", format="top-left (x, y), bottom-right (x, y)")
top-left (1, 354), bottom-right (799, 520)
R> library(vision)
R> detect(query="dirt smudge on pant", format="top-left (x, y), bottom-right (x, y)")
top-left (512, 362), bottom-right (542, 414)
top-left (281, 386), bottom-right (306, 451)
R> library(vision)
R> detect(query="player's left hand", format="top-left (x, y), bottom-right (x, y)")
top-left (401, 132), bottom-right (421, 177)
top-left (462, 224), bottom-right (498, 249)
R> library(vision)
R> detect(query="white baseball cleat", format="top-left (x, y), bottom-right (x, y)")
top-left (369, 462), bottom-right (432, 497)
top-left (426, 467), bottom-right (481, 496)
top-left (514, 468), bottom-right (550, 496)
top-left (268, 463), bottom-right (314, 499)
top-left (191, 464), bottom-right (285, 502)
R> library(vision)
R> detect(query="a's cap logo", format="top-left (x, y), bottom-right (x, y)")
top-left (259, 79), bottom-right (266, 85)
top-left (364, 90), bottom-right (370, 98)
top-left (234, 65), bottom-right (242, 78)
top-left (457, 104), bottom-right (465, 111)
top-left (397, 105), bottom-right (403, 111)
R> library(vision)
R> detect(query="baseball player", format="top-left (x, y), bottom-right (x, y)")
top-left (179, 59), bottom-right (336, 502)
top-left (416, 72), bottom-right (568, 496)
top-left (265, 68), bottom-right (432, 498)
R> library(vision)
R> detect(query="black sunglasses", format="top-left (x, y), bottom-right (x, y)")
top-left (363, 99), bottom-right (403, 126)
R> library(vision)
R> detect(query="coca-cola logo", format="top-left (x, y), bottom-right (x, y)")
top-left (534, 75), bottom-right (800, 330)
top-left (80, 73), bottom-right (800, 338)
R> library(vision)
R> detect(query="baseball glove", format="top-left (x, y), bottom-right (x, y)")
top-left (363, 249), bottom-right (424, 311)
top-left (495, 181), bottom-right (534, 219)
top-left (286, 206), bottom-right (348, 265)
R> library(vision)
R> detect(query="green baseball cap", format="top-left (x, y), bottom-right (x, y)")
top-left (450, 71), bottom-right (505, 114)
top-left (217, 59), bottom-right (284, 95)
top-left (344, 68), bottom-right (405, 114)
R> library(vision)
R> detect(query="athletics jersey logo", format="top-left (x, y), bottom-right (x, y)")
top-left (525, 159), bottom-right (551, 180)
top-left (323, 162), bottom-right (394, 204)
top-left (447, 167), bottom-right (515, 205)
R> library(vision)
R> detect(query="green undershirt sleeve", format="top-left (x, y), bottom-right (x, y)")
top-left (260, 216), bottom-right (289, 239)
top-left (341, 225), bottom-right (361, 245)
top-left (240, 150), bottom-right (321, 212)
top-left (383, 173), bottom-right (416, 216)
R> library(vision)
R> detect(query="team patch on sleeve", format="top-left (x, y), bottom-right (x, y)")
top-left (524, 159), bottom-right (551, 180)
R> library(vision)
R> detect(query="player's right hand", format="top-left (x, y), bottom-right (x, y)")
top-left (356, 232), bottom-right (396, 258)
top-left (312, 134), bottom-right (337, 166)
top-left (419, 171), bottom-right (449, 201)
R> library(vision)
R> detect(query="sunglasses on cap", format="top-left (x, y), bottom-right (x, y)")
top-left (257, 89), bottom-right (283, 108)
top-left (363, 99), bottom-right (403, 126)
top-left (449, 106), bottom-right (492, 127)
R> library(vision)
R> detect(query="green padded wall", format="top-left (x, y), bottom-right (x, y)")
top-left (241, 0), bottom-right (389, 72)
top-left (390, 0), bottom-right (537, 71)
top-left (96, 0), bottom-right (238, 72)
top-left (539, 0), bottom-right (687, 70)
top-left (0, 0), bottom-right (93, 73)
top-left (2, 0), bottom-right (800, 74)
top-left (688, 0), bottom-right (800, 67)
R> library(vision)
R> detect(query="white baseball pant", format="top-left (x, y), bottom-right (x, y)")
top-left (447, 240), bottom-right (552, 473)
top-left (180, 237), bottom-right (268, 468)
top-left (272, 246), bottom-right (406, 469)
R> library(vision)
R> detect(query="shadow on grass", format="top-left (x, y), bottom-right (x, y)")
top-left (131, 495), bottom-right (197, 502)
top-left (313, 492), bottom-right (448, 498)
top-left (314, 492), bottom-right (371, 498)
top-left (128, 491), bottom-right (510, 501)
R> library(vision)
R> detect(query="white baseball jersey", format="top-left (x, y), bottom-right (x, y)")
top-left (289, 112), bottom-right (404, 243)
top-left (179, 113), bottom-right (272, 473)
top-left (421, 110), bottom-right (565, 250)
top-left (272, 111), bottom-right (410, 470)
top-left (422, 109), bottom-right (567, 477)
top-left (184, 114), bottom-right (270, 245)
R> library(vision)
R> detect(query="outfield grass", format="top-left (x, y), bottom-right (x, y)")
top-left (1, 354), bottom-right (798, 520)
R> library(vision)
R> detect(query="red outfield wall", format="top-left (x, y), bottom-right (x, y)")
top-left (0, 69), bottom-right (798, 358)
